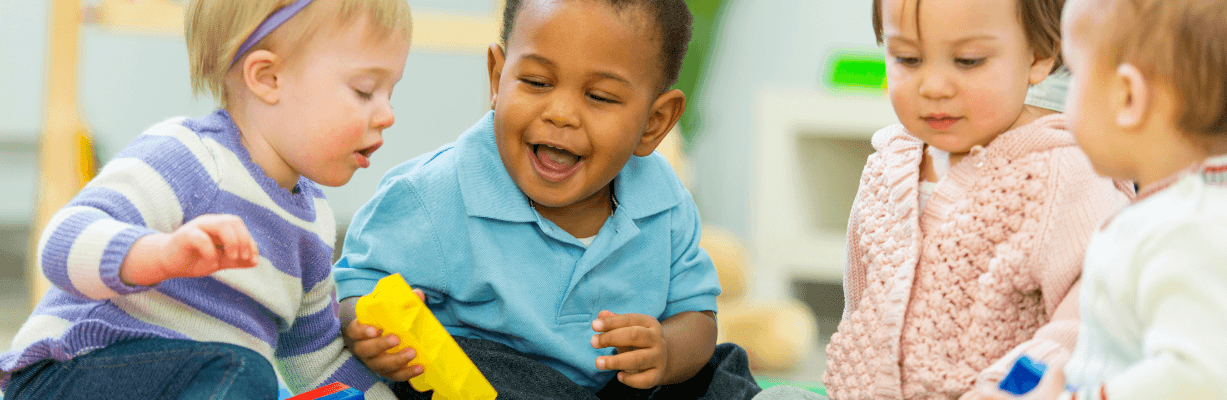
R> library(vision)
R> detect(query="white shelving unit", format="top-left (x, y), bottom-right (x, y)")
top-left (749, 88), bottom-right (898, 300)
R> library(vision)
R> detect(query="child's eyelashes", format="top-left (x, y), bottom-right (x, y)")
top-left (587, 93), bottom-right (620, 104)
top-left (955, 57), bottom-right (987, 68)
top-left (354, 89), bottom-right (374, 101)
top-left (520, 78), bottom-right (552, 89)
top-left (895, 56), bottom-right (922, 67)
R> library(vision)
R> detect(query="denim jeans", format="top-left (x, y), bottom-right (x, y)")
top-left (4, 338), bottom-right (277, 400)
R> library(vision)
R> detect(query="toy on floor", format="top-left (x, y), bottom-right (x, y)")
top-left (355, 273), bottom-right (497, 400)
top-left (999, 355), bottom-right (1046, 395)
top-left (286, 382), bottom-right (364, 400)
top-left (701, 226), bottom-right (819, 372)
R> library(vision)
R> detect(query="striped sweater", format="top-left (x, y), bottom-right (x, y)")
top-left (0, 110), bottom-right (394, 398)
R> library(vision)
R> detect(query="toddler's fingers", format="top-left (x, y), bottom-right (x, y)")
top-left (412, 289), bottom-right (425, 302)
top-left (351, 334), bottom-right (400, 359)
top-left (595, 348), bottom-right (656, 372)
top-left (384, 364), bottom-right (425, 382)
top-left (366, 347), bottom-right (418, 376)
top-left (344, 320), bottom-right (379, 341)
top-left (592, 312), bottom-right (652, 333)
top-left (616, 369), bottom-right (662, 390)
top-left (230, 220), bottom-right (259, 265)
top-left (591, 326), bottom-right (656, 350)
top-left (186, 229), bottom-right (219, 266)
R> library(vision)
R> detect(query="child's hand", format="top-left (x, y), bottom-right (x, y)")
top-left (121, 214), bottom-right (259, 286)
top-left (343, 289), bottom-right (427, 382)
top-left (960, 359), bottom-right (1067, 400)
top-left (590, 310), bottom-right (667, 389)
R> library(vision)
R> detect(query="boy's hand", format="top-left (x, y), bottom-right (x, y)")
top-left (343, 289), bottom-right (427, 382)
top-left (590, 310), bottom-right (667, 389)
top-left (121, 214), bottom-right (259, 286)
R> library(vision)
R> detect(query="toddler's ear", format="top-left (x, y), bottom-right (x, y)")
top-left (1113, 63), bottom-right (1149, 129)
top-left (487, 44), bottom-right (507, 110)
top-left (633, 89), bottom-right (686, 157)
top-left (241, 50), bottom-right (283, 105)
top-left (1028, 52), bottom-right (1058, 86)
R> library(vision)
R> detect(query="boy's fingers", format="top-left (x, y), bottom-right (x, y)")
top-left (596, 348), bottom-right (655, 372)
top-left (413, 289), bottom-right (425, 302)
top-left (593, 312), bottom-right (657, 333)
top-left (187, 229), bottom-right (219, 267)
top-left (351, 335), bottom-right (399, 359)
top-left (617, 369), bottom-right (661, 390)
top-left (592, 327), bottom-right (655, 349)
top-left (385, 364), bottom-right (425, 382)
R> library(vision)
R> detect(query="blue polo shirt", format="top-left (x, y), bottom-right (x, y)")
top-left (333, 111), bottom-right (721, 391)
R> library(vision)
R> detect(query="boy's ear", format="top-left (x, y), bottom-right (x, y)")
top-left (634, 89), bottom-right (686, 157)
top-left (1114, 63), bottom-right (1149, 129)
top-left (242, 50), bottom-right (283, 105)
top-left (1028, 52), bottom-right (1058, 85)
top-left (487, 44), bottom-right (506, 110)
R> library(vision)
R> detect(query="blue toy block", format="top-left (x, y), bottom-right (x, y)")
top-left (999, 355), bottom-right (1047, 395)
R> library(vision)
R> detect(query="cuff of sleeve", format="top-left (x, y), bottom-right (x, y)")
top-left (99, 226), bottom-right (159, 295)
top-left (663, 294), bottom-right (717, 320)
top-left (333, 258), bottom-right (384, 300)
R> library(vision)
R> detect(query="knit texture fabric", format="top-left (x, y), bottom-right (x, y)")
top-left (0, 110), bottom-right (393, 398)
top-left (823, 114), bottom-right (1133, 399)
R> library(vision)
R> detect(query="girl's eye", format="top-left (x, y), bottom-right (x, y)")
top-left (895, 57), bottom-right (921, 67)
top-left (354, 89), bottom-right (373, 100)
top-left (955, 58), bottom-right (986, 68)
top-left (588, 93), bottom-right (619, 104)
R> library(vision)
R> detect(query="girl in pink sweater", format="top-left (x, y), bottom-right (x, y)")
top-left (820, 0), bottom-right (1134, 399)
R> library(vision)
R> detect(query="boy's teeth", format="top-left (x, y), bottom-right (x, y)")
top-left (536, 145), bottom-right (579, 167)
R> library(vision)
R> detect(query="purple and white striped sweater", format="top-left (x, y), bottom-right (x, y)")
top-left (0, 110), bottom-right (393, 398)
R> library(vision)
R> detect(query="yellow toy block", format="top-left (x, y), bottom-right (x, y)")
top-left (355, 274), bottom-right (497, 400)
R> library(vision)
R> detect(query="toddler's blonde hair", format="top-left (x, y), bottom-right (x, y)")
top-left (1072, 0), bottom-right (1227, 137)
top-left (186, 0), bottom-right (412, 108)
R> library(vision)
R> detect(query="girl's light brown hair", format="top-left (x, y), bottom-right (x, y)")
top-left (871, 0), bottom-right (1065, 73)
top-left (1074, 0), bottom-right (1227, 137)
top-left (186, 0), bottom-right (412, 108)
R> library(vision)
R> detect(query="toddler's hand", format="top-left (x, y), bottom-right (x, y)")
top-left (344, 289), bottom-right (427, 382)
top-left (122, 214), bottom-right (260, 286)
top-left (590, 310), bottom-right (666, 389)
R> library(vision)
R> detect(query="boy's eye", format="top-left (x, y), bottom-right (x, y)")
top-left (354, 89), bottom-right (373, 100)
top-left (587, 93), bottom-right (619, 104)
top-left (521, 78), bottom-right (551, 88)
top-left (955, 58), bottom-right (986, 68)
top-left (895, 57), bottom-right (921, 67)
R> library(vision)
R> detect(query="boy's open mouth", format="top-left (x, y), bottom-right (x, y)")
top-left (530, 143), bottom-right (583, 182)
top-left (534, 144), bottom-right (580, 168)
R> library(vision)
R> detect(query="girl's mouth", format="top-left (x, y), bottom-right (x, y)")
top-left (923, 115), bottom-right (962, 130)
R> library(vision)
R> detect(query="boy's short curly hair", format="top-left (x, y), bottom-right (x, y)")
top-left (500, 0), bottom-right (692, 93)
top-left (1071, 0), bottom-right (1227, 137)
top-left (186, 0), bottom-right (412, 108)
top-left (871, 0), bottom-right (1065, 73)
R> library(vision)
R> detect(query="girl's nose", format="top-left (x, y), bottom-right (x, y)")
top-left (918, 68), bottom-right (956, 100)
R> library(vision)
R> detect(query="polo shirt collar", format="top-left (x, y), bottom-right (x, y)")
top-left (456, 111), bottom-right (682, 222)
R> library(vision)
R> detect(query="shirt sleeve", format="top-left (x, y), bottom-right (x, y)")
top-left (334, 176), bottom-right (447, 302)
top-left (274, 274), bottom-right (396, 399)
top-left (37, 129), bottom-right (217, 301)
top-left (662, 192), bottom-right (721, 319)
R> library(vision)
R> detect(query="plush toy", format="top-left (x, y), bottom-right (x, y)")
top-left (701, 226), bottom-right (819, 372)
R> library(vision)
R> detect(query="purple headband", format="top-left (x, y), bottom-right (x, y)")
top-left (230, 0), bottom-right (316, 67)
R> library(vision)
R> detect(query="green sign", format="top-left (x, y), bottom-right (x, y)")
top-left (826, 51), bottom-right (887, 92)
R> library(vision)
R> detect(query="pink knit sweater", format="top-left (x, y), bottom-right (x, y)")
top-left (822, 115), bottom-right (1133, 400)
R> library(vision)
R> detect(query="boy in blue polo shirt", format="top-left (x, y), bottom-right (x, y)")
top-left (332, 0), bottom-right (759, 399)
